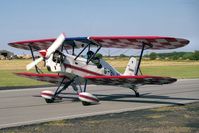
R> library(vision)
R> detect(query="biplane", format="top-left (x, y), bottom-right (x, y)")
top-left (8, 33), bottom-right (189, 105)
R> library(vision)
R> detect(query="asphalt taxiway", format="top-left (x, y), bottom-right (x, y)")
top-left (0, 79), bottom-right (198, 129)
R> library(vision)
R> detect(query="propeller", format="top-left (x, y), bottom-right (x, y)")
top-left (26, 33), bottom-right (65, 70)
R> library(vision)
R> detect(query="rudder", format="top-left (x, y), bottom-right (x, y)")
top-left (123, 57), bottom-right (137, 75)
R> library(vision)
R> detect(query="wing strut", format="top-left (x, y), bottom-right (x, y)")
top-left (74, 44), bottom-right (89, 60)
top-left (72, 44), bottom-right (75, 55)
top-left (135, 42), bottom-right (152, 75)
top-left (73, 40), bottom-right (102, 64)
top-left (83, 79), bottom-right (88, 92)
top-left (28, 45), bottom-right (43, 74)
top-left (86, 45), bottom-right (102, 64)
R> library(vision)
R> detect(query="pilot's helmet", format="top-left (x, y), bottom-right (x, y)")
top-left (95, 53), bottom-right (103, 59)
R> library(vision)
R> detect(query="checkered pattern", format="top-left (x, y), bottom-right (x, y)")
top-left (90, 36), bottom-right (189, 49)
top-left (8, 39), bottom-right (73, 51)
top-left (8, 36), bottom-right (189, 51)
top-left (15, 72), bottom-right (70, 84)
top-left (15, 72), bottom-right (176, 89)
top-left (85, 75), bottom-right (177, 88)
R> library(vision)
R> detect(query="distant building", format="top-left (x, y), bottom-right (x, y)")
top-left (0, 50), bottom-right (14, 59)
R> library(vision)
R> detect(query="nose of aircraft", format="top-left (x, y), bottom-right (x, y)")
top-left (39, 50), bottom-right (47, 57)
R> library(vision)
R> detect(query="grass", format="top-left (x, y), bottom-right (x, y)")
top-left (117, 65), bottom-right (199, 79)
top-left (0, 59), bottom-right (199, 87)
top-left (105, 57), bottom-right (199, 67)
top-left (0, 59), bottom-right (50, 87)
top-left (0, 70), bottom-right (50, 87)
top-left (0, 59), bottom-right (45, 70)
top-left (1, 102), bottom-right (199, 133)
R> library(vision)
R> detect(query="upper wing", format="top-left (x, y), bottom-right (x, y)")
top-left (15, 72), bottom-right (73, 84)
top-left (9, 38), bottom-right (56, 51)
top-left (90, 36), bottom-right (189, 49)
top-left (8, 37), bottom-right (92, 51)
top-left (9, 36), bottom-right (189, 51)
top-left (85, 75), bottom-right (177, 88)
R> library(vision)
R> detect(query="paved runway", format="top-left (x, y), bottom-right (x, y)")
top-left (0, 79), bottom-right (199, 129)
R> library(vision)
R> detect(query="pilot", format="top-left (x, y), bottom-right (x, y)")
top-left (86, 51), bottom-right (102, 69)
top-left (87, 51), bottom-right (94, 59)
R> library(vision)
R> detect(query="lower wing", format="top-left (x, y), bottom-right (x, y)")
top-left (15, 72), bottom-right (73, 84)
top-left (84, 75), bottom-right (177, 88)
top-left (16, 72), bottom-right (177, 88)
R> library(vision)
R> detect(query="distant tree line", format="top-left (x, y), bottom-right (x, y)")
top-left (145, 51), bottom-right (199, 60)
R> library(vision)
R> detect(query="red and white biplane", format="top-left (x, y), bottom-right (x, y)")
top-left (8, 33), bottom-right (189, 105)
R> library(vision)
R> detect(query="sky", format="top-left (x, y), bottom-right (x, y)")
top-left (0, 0), bottom-right (198, 55)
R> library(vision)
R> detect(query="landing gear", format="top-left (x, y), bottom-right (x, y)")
top-left (78, 80), bottom-right (99, 106)
top-left (78, 92), bottom-right (99, 106)
top-left (41, 76), bottom-right (99, 105)
top-left (130, 86), bottom-right (140, 97)
top-left (135, 92), bottom-right (140, 97)
top-left (41, 76), bottom-right (78, 103)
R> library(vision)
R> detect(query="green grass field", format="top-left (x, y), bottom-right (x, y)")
top-left (0, 70), bottom-right (50, 87)
top-left (117, 65), bottom-right (199, 79)
top-left (0, 59), bottom-right (199, 87)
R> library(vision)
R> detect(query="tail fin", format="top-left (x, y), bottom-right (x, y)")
top-left (123, 57), bottom-right (137, 75)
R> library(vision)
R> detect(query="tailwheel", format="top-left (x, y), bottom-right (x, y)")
top-left (135, 92), bottom-right (140, 97)
top-left (130, 86), bottom-right (140, 97)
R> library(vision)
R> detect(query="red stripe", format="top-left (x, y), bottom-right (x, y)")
top-left (15, 72), bottom-right (65, 78)
top-left (79, 94), bottom-right (99, 102)
top-left (90, 36), bottom-right (172, 40)
top-left (85, 75), bottom-right (170, 79)
top-left (9, 38), bottom-right (56, 44)
top-left (39, 50), bottom-right (47, 57)
top-left (41, 92), bottom-right (53, 97)
top-left (64, 64), bottom-right (103, 76)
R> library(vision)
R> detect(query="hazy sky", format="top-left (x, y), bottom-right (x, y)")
top-left (0, 0), bottom-right (198, 55)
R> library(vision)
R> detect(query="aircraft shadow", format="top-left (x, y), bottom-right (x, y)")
top-left (57, 92), bottom-right (199, 105)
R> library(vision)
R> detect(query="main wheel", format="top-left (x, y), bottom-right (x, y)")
top-left (45, 98), bottom-right (54, 103)
top-left (82, 101), bottom-right (91, 106)
top-left (79, 92), bottom-right (99, 106)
